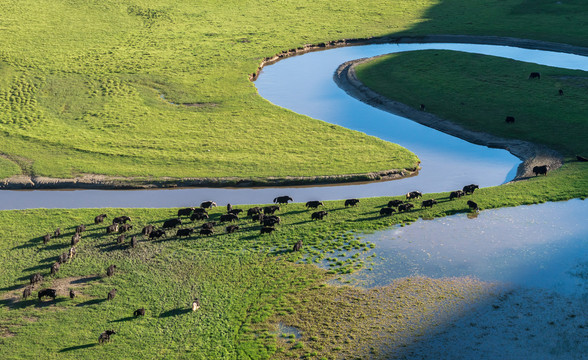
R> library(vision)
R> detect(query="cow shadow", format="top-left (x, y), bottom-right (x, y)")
top-left (43, 242), bottom-right (71, 251)
top-left (59, 343), bottom-right (98, 352)
top-left (22, 264), bottom-right (51, 273)
top-left (159, 308), bottom-right (192, 318)
top-left (71, 276), bottom-right (102, 284)
top-left (110, 316), bottom-right (135, 323)
top-left (75, 298), bottom-right (106, 307)
top-left (0, 283), bottom-right (23, 292)
top-left (35, 298), bottom-right (68, 308)
top-left (0, 297), bottom-right (37, 310)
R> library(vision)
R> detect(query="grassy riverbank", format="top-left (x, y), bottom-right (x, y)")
top-left (3, 1), bottom-right (588, 181)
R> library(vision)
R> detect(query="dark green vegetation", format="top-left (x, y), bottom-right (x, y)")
top-left (3, 0), bottom-right (588, 180)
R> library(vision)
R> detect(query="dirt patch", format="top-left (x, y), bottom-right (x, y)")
top-left (0, 326), bottom-right (16, 338)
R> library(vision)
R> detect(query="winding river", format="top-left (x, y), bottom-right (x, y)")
top-left (2, 41), bottom-right (588, 209)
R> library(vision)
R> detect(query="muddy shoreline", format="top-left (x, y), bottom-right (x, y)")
top-left (2, 34), bottom-right (583, 190)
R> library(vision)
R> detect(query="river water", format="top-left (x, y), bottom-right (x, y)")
top-left (3, 42), bottom-right (588, 210)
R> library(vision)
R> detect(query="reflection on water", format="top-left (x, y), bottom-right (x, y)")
top-left (346, 199), bottom-right (588, 296)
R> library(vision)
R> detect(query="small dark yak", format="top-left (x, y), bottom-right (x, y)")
top-left (311, 211), bottom-right (328, 220)
top-left (99, 330), bottom-right (116, 344)
top-left (379, 207), bottom-right (395, 216)
top-left (38, 288), bottom-right (57, 300)
top-left (533, 165), bottom-right (548, 176)
top-left (344, 198), bottom-right (360, 207)
top-left (273, 196), bottom-right (293, 205)
top-left (421, 199), bottom-right (437, 209)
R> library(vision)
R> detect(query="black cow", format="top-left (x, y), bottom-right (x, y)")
top-left (228, 209), bottom-right (243, 216)
top-left (398, 203), bottom-right (414, 212)
top-left (274, 196), bottom-right (293, 205)
top-left (99, 330), bottom-right (116, 344)
top-left (107, 289), bottom-right (117, 301)
top-left (420, 104), bottom-right (426, 111)
top-left (106, 224), bottom-right (119, 234)
top-left (247, 207), bottom-right (262, 216)
top-left (529, 72), bottom-right (541, 79)
top-left (292, 240), bottom-right (303, 252)
top-left (119, 224), bottom-right (133, 233)
top-left (306, 201), bottom-right (324, 209)
top-left (38, 288), bottom-right (57, 300)
top-left (226, 203), bottom-right (232, 213)
top-left (142, 225), bottom-right (154, 237)
top-left (149, 229), bottom-right (166, 239)
top-left (226, 225), bottom-right (239, 234)
top-left (262, 218), bottom-right (280, 227)
top-left (421, 199), bottom-right (438, 209)
top-left (23, 287), bottom-right (32, 299)
top-left (264, 205), bottom-right (280, 215)
top-left (559, 89), bottom-right (564, 96)
top-left (75, 224), bottom-right (86, 234)
top-left (58, 252), bottom-right (69, 264)
top-left (71, 233), bottom-right (81, 246)
top-left (201, 222), bottom-right (216, 230)
top-left (176, 228), bottom-right (194, 237)
top-left (344, 199), bottom-right (360, 207)
top-left (379, 207), bottom-right (395, 216)
top-left (51, 262), bottom-right (60, 275)
top-left (387, 200), bottom-right (404, 208)
top-left (130, 236), bottom-right (137, 248)
top-left (190, 212), bottom-right (209, 221)
top-left (200, 228), bottom-right (214, 236)
top-left (311, 211), bottom-right (328, 220)
top-left (117, 234), bottom-right (125, 244)
top-left (193, 208), bottom-right (208, 214)
top-left (30, 273), bottom-right (43, 285)
top-left (113, 216), bottom-right (131, 224)
top-left (220, 214), bottom-right (239, 222)
top-left (260, 227), bottom-right (276, 235)
top-left (406, 191), bottom-right (422, 200)
top-left (177, 208), bottom-right (194, 217)
top-left (95, 214), bottom-right (107, 224)
top-left (463, 184), bottom-right (479, 195)
top-left (162, 218), bottom-right (182, 229)
top-left (134, 308), bottom-right (145, 317)
top-left (533, 165), bottom-right (548, 176)
top-left (467, 200), bottom-right (479, 211)
top-left (70, 289), bottom-right (75, 299)
top-left (107, 265), bottom-right (116, 277)
top-left (53, 227), bottom-right (61, 238)
top-left (505, 116), bottom-right (515, 124)
top-left (449, 190), bottom-right (464, 200)
top-left (43, 233), bottom-right (51, 245)
top-left (200, 201), bottom-right (217, 209)
top-left (251, 213), bottom-right (264, 222)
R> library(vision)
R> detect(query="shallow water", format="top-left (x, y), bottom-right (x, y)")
top-left (2, 42), bottom-right (588, 209)
top-left (345, 199), bottom-right (588, 296)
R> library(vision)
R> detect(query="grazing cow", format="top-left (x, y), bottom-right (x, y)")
top-left (226, 225), bottom-right (239, 234)
top-left (406, 191), bottom-right (422, 200)
top-left (344, 199), bottom-right (360, 207)
top-left (311, 211), bottom-right (328, 220)
top-left (71, 233), bottom-right (81, 246)
top-left (130, 236), bottom-right (137, 248)
top-left (117, 234), bottom-right (125, 244)
top-left (449, 190), bottom-right (465, 200)
top-left (119, 224), bottom-right (133, 233)
top-left (23, 287), bottom-right (32, 299)
top-left (112, 216), bottom-right (131, 224)
top-left (306, 201), bottom-right (324, 209)
top-left (200, 201), bottom-right (217, 209)
top-left (30, 273), bottom-right (43, 286)
top-left (533, 165), bottom-right (548, 176)
top-left (201, 222), bottom-right (216, 230)
top-left (247, 207), bottom-right (262, 216)
top-left (43, 233), bottom-right (51, 245)
top-left (463, 184), bottom-right (479, 195)
top-left (387, 200), bottom-right (404, 208)
top-left (178, 208), bottom-right (194, 217)
top-left (192, 299), bottom-right (200, 312)
top-left (162, 218), bottom-right (182, 229)
top-left (220, 214), bottom-right (239, 222)
top-left (107, 289), bottom-right (117, 301)
top-left (292, 240), bottom-right (303, 252)
top-left (421, 199), bottom-right (438, 209)
top-left (38, 288), bottom-right (57, 300)
top-left (576, 155), bottom-right (588, 162)
top-left (149, 229), bottom-right (166, 240)
top-left (51, 262), bottom-right (60, 275)
top-left (227, 203), bottom-right (233, 213)
top-left (69, 247), bottom-right (76, 260)
top-left (75, 224), bottom-right (86, 234)
top-left (528, 72), bottom-right (541, 79)
top-left (176, 228), bottom-right (194, 238)
top-left (200, 228), bottom-right (214, 236)
top-left (106, 265), bottom-right (116, 277)
top-left (95, 214), bottom-right (107, 224)
top-left (58, 252), bottom-right (69, 264)
top-left (99, 330), bottom-right (116, 344)
top-left (263, 215), bottom-right (281, 224)
top-left (398, 203), bottom-right (414, 212)
top-left (379, 207), bottom-right (396, 216)
top-left (420, 104), bottom-right (426, 111)
top-left (262, 218), bottom-right (280, 227)
top-left (134, 308), bottom-right (145, 317)
top-left (106, 224), bottom-right (119, 234)
top-left (273, 196), bottom-right (293, 205)
top-left (251, 213), bottom-right (264, 223)
top-left (228, 209), bottom-right (243, 216)
top-left (264, 205), bottom-right (280, 215)
top-left (467, 200), bottom-right (479, 211)
top-left (505, 116), bottom-right (515, 124)
top-left (190, 212), bottom-right (209, 221)
top-left (192, 208), bottom-right (208, 214)
top-left (69, 289), bottom-right (75, 299)
top-left (53, 228), bottom-right (61, 238)
top-left (559, 89), bottom-right (564, 96)
top-left (260, 226), bottom-right (276, 235)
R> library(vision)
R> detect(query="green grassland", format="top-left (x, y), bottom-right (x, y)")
top-left (2, 1), bottom-right (588, 180)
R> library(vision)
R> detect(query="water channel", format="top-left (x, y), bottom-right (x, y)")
top-left (2, 42), bottom-right (588, 210)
